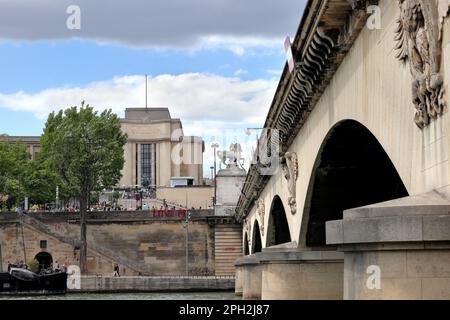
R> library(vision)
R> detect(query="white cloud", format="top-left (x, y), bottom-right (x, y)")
top-left (0, 73), bottom-right (276, 132)
top-left (233, 69), bottom-right (248, 77)
top-left (0, 73), bottom-right (277, 177)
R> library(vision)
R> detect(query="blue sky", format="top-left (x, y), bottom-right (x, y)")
top-left (0, 40), bottom-right (285, 96)
top-left (0, 0), bottom-right (306, 175)
top-left (0, 40), bottom-right (285, 143)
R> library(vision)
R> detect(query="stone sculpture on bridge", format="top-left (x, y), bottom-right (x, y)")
top-left (395, 0), bottom-right (447, 128)
top-left (217, 143), bottom-right (245, 169)
top-left (281, 152), bottom-right (298, 215)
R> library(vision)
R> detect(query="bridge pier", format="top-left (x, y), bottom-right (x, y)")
top-left (237, 245), bottom-right (344, 300)
top-left (260, 249), bottom-right (343, 300)
top-left (240, 254), bottom-right (262, 300)
top-left (327, 192), bottom-right (450, 300)
top-left (234, 258), bottom-right (245, 296)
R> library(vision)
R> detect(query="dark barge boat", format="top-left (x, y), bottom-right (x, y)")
top-left (0, 268), bottom-right (67, 295)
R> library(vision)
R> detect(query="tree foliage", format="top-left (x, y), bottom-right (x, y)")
top-left (40, 102), bottom-right (127, 272)
top-left (0, 139), bottom-right (28, 209)
top-left (0, 139), bottom-right (65, 210)
top-left (41, 103), bottom-right (127, 196)
top-left (22, 157), bottom-right (66, 206)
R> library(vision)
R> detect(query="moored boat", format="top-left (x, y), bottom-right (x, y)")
top-left (0, 268), bottom-right (67, 295)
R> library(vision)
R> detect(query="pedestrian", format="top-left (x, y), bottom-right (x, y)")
top-left (7, 260), bottom-right (12, 272)
top-left (113, 264), bottom-right (120, 277)
top-left (55, 260), bottom-right (61, 272)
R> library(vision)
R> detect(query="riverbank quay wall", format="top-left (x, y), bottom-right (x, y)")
top-left (69, 275), bottom-right (235, 293)
top-left (0, 211), bottom-right (242, 276)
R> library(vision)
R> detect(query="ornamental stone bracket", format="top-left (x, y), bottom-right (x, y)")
top-left (281, 152), bottom-right (299, 215)
top-left (256, 199), bottom-right (265, 236)
top-left (395, 0), bottom-right (448, 128)
top-left (438, 0), bottom-right (450, 32)
top-left (243, 218), bottom-right (249, 237)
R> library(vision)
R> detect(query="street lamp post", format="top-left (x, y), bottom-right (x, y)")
top-left (210, 166), bottom-right (214, 181)
top-left (211, 143), bottom-right (219, 210)
top-left (182, 209), bottom-right (191, 276)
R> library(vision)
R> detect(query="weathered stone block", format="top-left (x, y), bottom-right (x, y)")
top-left (346, 277), bottom-right (422, 300)
top-left (261, 262), bottom-right (343, 300)
top-left (342, 216), bottom-right (423, 244)
top-left (422, 278), bottom-right (450, 300)
top-left (406, 250), bottom-right (450, 278)
top-left (326, 220), bottom-right (343, 245)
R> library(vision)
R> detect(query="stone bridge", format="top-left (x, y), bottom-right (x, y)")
top-left (235, 0), bottom-right (450, 300)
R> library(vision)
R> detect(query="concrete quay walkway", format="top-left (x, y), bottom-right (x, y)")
top-left (69, 275), bottom-right (235, 293)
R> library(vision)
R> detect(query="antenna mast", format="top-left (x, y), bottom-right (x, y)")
top-left (145, 74), bottom-right (148, 109)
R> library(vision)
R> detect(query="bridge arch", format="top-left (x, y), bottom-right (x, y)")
top-left (266, 196), bottom-right (291, 247)
top-left (243, 232), bottom-right (250, 256)
top-left (299, 119), bottom-right (409, 248)
top-left (251, 220), bottom-right (262, 254)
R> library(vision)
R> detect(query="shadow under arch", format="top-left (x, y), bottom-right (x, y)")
top-left (243, 232), bottom-right (250, 256)
top-left (34, 252), bottom-right (53, 273)
top-left (251, 220), bottom-right (262, 254)
top-left (266, 196), bottom-right (291, 247)
top-left (299, 119), bottom-right (409, 248)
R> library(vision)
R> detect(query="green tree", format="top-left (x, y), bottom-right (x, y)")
top-left (0, 139), bottom-right (29, 209)
top-left (40, 102), bottom-right (127, 273)
top-left (28, 259), bottom-right (40, 273)
top-left (22, 157), bottom-right (66, 207)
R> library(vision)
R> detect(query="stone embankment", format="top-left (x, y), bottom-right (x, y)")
top-left (71, 275), bottom-right (235, 293)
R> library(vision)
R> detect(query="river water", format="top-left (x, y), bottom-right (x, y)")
top-left (0, 291), bottom-right (238, 300)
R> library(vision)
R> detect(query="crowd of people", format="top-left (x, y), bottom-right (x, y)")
top-left (6, 259), bottom-right (67, 274)
top-left (6, 260), bottom-right (28, 271)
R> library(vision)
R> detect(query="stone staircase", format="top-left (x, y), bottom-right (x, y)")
top-left (214, 224), bottom-right (243, 276)
top-left (21, 214), bottom-right (148, 275)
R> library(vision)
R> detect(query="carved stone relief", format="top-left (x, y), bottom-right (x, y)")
top-left (281, 152), bottom-right (298, 215)
top-left (438, 0), bottom-right (450, 34)
top-left (395, 0), bottom-right (447, 128)
top-left (243, 218), bottom-right (249, 237)
top-left (256, 199), bottom-right (265, 236)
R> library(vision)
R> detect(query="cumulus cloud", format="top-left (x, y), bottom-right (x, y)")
top-left (234, 69), bottom-right (248, 77)
top-left (0, 73), bottom-right (275, 175)
top-left (0, 73), bottom-right (276, 131)
top-left (0, 73), bottom-right (275, 176)
top-left (0, 0), bottom-right (306, 50)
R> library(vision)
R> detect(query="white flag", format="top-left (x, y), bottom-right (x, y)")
top-left (285, 36), bottom-right (295, 74)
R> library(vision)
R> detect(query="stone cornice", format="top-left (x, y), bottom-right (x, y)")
top-left (236, 0), bottom-right (376, 222)
top-left (119, 118), bottom-right (182, 125)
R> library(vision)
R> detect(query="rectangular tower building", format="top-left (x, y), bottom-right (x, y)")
top-left (119, 108), bottom-right (204, 188)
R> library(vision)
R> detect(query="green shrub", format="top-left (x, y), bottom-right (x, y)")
top-left (28, 259), bottom-right (40, 273)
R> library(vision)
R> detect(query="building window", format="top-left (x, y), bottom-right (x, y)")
top-left (40, 240), bottom-right (47, 249)
top-left (141, 144), bottom-right (156, 188)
